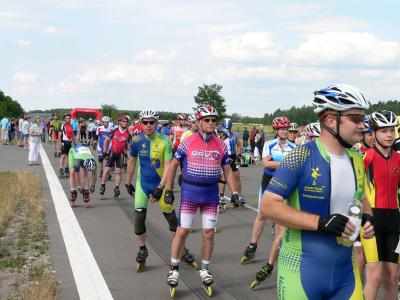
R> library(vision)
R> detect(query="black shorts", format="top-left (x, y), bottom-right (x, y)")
top-left (106, 152), bottom-right (124, 169)
top-left (61, 141), bottom-right (72, 155)
top-left (88, 131), bottom-right (96, 139)
top-left (80, 132), bottom-right (87, 139)
top-left (229, 154), bottom-right (238, 172)
top-left (364, 208), bottom-right (400, 263)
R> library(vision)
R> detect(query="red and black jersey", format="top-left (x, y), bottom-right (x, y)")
top-left (109, 128), bottom-right (131, 153)
top-left (364, 147), bottom-right (400, 209)
top-left (61, 123), bottom-right (74, 141)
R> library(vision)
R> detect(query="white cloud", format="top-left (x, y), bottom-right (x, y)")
top-left (206, 65), bottom-right (332, 83)
top-left (271, 3), bottom-right (329, 17)
top-left (286, 17), bottom-right (366, 33)
top-left (13, 72), bottom-right (38, 83)
top-left (210, 32), bottom-right (281, 61)
top-left (191, 22), bottom-right (251, 34)
top-left (178, 71), bottom-right (196, 86)
top-left (0, 11), bottom-right (37, 29)
top-left (287, 32), bottom-right (400, 66)
top-left (133, 49), bottom-right (177, 62)
top-left (17, 40), bottom-right (31, 47)
top-left (42, 26), bottom-right (65, 34)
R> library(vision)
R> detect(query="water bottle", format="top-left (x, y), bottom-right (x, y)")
top-left (344, 193), bottom-right (363, 242)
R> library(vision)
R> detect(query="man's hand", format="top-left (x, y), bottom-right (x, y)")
top-left (125, 184), bottom-right (135, 196)
top-left (164, 190), bottom-right (174, 205)
top-left (317, 214), bottom-right (350, 237)
top-left (151, 185), bottom-right (164, 201)
top-left (361, 213), bottom-right (374, 239)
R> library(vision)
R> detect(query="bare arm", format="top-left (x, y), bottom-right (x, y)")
top-left (159, 159), bottom-right (171, 187)
top-left (125, 156), bottom-right (137, 185)
top-left (222, 164), bottom-right (238, 193)
top-left (165, 158), bottom-right (180, 190)
top-left (103, 136), bottom-right (110, 154)
top-left (262, 156), bottom-right (280, 169)
top-left (261, 190), bottom-right (319, 230)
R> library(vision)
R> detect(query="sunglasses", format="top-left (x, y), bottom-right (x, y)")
top-left (142, 120), bottom-right (156, 125)
top-left (340, 113), bottom-right (365, 124)
top-left (202, 118), bottom-right (217, 123)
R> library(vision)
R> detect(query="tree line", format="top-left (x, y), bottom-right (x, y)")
top-left (0, 90), bottom-right (24, 118)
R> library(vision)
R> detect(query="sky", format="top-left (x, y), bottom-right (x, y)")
top-left (1, 0), bottom-right (400, 117)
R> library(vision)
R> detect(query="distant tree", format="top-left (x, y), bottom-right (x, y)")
top-left (101, 104), bottom-right (119, 120)
top-left (194, 84), bottom-right (227, 118)
top-left (0, 90), bottom-right (24, 118)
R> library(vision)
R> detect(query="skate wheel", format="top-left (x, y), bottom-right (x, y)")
top-left (170, 287), bottom-right (176, 298)
top-left (203, 285), bottom-right (213, 297)
top-left (136, 263), bottom-right (145, 272)
top-left (191, 261), bottom-right (199, 270)
top-left (240, 256), bottom-right (248, 264)
top-left (250, 280), bottom-right (258, 289)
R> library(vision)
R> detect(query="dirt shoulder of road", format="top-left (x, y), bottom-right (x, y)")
top-left (0, 171), bottom-right (57, 300)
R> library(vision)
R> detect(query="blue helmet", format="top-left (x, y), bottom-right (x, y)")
top-left (217, 125), bottom-right (229, 137)
top-left (362, 115), bottom-right (372, 133)
top-left (221, 118), bottom-right (232, 129)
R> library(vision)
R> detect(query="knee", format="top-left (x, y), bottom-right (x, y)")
top-left (366, 266), bottom-right (382, 286)
top-left (383, 269), bottom-right (399, 286)
top-left (163, 211), bottom-right (178, 233)
top-left (256, 213), bottom-right (265, 222)
top-left (202, 229), bottom-right (214, 240)
top-left (134, 208), bottom-right (147, 235)
top-left (175, 228), bottom-right (190, 240)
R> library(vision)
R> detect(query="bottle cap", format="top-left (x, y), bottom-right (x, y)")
top-left (350, 206), bottom-right (360, 215)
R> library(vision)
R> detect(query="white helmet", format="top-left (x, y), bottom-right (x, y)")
top-left (369, 110), bottom-right (398, 129)
top-left (102, 116), bottom-right (110, 122)
top-left (83, 158), bottom-right (97, 171)
top-left (195, 104), bottom-right (218, 120)
top-left (313, 84), bottom-right (369, 113)
top-left (289, 122), bottom-right (299, 132)
top-left (188, 114), bottom-right (196, 123)
top-left (305, 122), bottom-right (321, 137)
top-left (139, 110), bottom-right (159, 120)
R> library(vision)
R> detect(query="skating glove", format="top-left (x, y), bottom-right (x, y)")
top-left (151, 185), bottom-right (164, 201)
top-left (90, 185), bottom-right (95, 194)
top-left (317, 214), bottom-right (348, 236)
top-left (125, 184), bottom-right (135, 196)
top-left (361, 213), bottom-right (374, 226)
top-left (165, 190), bottom-right (175, 205)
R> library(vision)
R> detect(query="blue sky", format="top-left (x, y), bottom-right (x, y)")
top-left (1, 0), bottom-right (399, 117)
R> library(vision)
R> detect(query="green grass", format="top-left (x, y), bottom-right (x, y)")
top-left (0, 256), bottom-right (26, 269)
top-left (28, 264), bottom-right (46, 281)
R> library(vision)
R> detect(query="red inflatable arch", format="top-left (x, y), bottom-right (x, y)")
top-left (70, 108), bottom-right (102, 120)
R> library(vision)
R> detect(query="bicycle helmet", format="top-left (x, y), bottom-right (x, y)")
top-left (272, 117), bottom-right (291, 129)
top-left (139, 109), bottom-right (159, 120)
top-left (305, 122), bottom-right (321, 137)
top-left (361, 115), bottom-right (372, 133)
top-left (221, 118), bottom-right (232, 129)
top-left (83, 158), bottom-right (97, 171)
top-left (289, 122), bottom-right (299, 132)
top-left (313, 84), bottom-right (369, 114)
top-left (369, 110), bottom-right (398, 130)
top-left (217, 125), bottom-right (229, 137)
top-left (64, 113), bottom-right (71, 119)
top-left (102, 116), bottom-right (110, 122)
top-left (176, 114), bottom-right (187, 121)
top-left (188, 114), bottom-right (196, 123)
top-left (195, 104), bottom-right (218, 120)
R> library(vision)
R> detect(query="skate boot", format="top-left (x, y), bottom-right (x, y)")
top-left (250, 262), bottom-right (274, 288)
top-left (240, 243), bottom-right (257, 264)
top-left (200, 269), bottom-right (214, 297)
top-left (114, 186), bottom-right (120, 200)
top-left (58, 168), bottom-right (65, 179)
top-left (136, 247), bottom-right (148, 272)
top-left (181, 248), bottom-right (198, 270)
top-left (99, 184), bottom-right (106, 199)
top-left (238, 195), bottom-right (246, 208)
top-left (53, 152), bottom-right (58, 158)
top-left (70, 190), bottom-right (77, 208)
top-left (82, 189), bottom-right (90, 208)
top-left (167, 268), bottom-right (179, 298)
top-left (64, 168), bottom-right (70, 178)
top-left (219, 196), bottom-right (226, 211)
top-left (231, 193), bottom-right (239, 208)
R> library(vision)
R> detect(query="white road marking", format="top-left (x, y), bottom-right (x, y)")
top-left (223, 196), bottom-right (258, 213)
top-left (39, 146), bottom-right (113, 300)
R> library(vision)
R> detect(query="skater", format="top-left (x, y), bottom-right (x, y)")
top-left (67, 143), bottom-right (97, 208)
top-left (165, 105), bottom-right (238, 297)
top-left (99, 115), bottom-right (131, 199)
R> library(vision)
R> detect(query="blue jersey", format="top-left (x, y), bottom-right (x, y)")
top-left (262, 138), bottom-right (296, 176)
top-left (96, 125), bottom-right (111, 154)
top-left (266, 139), bottom-right (365, 299)
top-left (162, 126), bottom-right (171, 136)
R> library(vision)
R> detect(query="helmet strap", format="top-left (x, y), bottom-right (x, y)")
top-left (320, 113), bottom-right (353, 148)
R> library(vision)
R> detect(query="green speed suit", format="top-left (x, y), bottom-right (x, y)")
top-left (130, 133), bottom-right (174, 213)
top-left (68, 144), bottom-right (95, 172)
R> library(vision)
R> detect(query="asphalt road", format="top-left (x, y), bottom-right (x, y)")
top-left (0, 142), bottom-right (278, 300)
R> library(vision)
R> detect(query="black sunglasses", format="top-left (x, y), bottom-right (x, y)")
top-left (142, 120), bottom-right (156, 125)
top-left (202, 118), bottom-right (217, 123)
